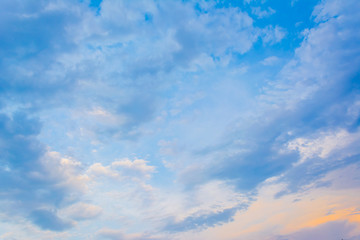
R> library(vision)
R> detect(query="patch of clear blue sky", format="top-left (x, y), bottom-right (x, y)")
top-left (89, 0), bottom-right (102, 8)
top-left (88, 0), bottom-right (102, 14)
top-left (243, 0), bottom-right (319, 97)
top-left (234, 0), bottom-right (319, 59)
top-left (191, 0), bottom-right (320, 96)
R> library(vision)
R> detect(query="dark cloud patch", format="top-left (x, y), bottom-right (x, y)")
top-left (163, 208), bottom-right (238, 232)
top-left (0, 112), bottom-right (44, 170)
top-left (0, 0), bottom-right (85, 59)
top-left (0, 111), bottom-right (84, 231)
top-left (118, 94), bottom-right (157, 129)
top-left (0, 0), bottom-right (91, 109)
top-left (30, 209), bottom-right (74, 231)
top-left (275, 154), bottom-right (360, 198)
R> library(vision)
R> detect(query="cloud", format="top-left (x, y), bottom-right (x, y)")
top-left (88, 158), bottom-right (156, 180)
top-left (60, 202), bottom-right (102, 221)
top-left (0, 0), bottom-right (291, 146)
top-left (97, 228), bottom-right (158, 240)
top-left (252, 7), bottom-right (276, 19)
top-left (95, 0), bottom-right (360, 235)
top-left (261, 56), bottom-right (280, 66)
top-left (150, 180), bottom-right (249, 234)
top-left (29, 209), bottom-right (74, 232)
top-left (87, 179), bottom-right (247, 237)
top-left (0, 111), bottom-right (89, 231)
top-left (287, 128), bottom-right (360, 165)
top-left (172, 163), bottom-right (360, 239)
top-left (261, 25), bottom-right (287, 44)
top-left (244, 0), bottom-right (267, 4)
top-left (1, 0), bottom-right (360, 238)
top-left (36, 0), bottom-right (280, 143)
top-left (163, 208), bottom-right (238, 232)
top-left (112, 159), bottom-right (156, 175)
top-left (0, 0), bottom-right (90, 109)
top-left (83, 0), bottom-right (260, 80)
top-left (278, 221), bottom-right (359, 240)
top-left (97, 229), bottom-right (127, 240)
top-left (173, 0), bottom-right (360, 194)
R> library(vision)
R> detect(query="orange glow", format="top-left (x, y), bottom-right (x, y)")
top-left (301, 208), bottom-right (360, 229)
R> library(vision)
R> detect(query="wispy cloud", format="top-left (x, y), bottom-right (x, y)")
top-left (252, 6), bottom-right (276, 19)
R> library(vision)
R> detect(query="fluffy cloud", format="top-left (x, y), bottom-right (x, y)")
top-left (261, 56), bottom-right (280, 66)
top-left (0, 111), bottom-right (89, 231)
top-left (60, 202), bottom-right (102, 221)
top-left (261, 25), bottom-right (287, 44)
top-left (287, 128), bottom-right (360, 165)
top-left (251, 6), bottom-right (276, 19)
top-left (88, 158), bottom-right (156, 180)
top-left (30, 209), bottom-right (75, 232)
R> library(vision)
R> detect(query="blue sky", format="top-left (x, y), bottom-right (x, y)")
top-left (1, 0), bottom-right (360, 239)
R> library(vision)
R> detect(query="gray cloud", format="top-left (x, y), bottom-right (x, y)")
top-left (163, 207), bottom-right (238, 232)
top-left (29, 209), bottom-right (74, 232)
top-left (0, 111), bottom-right (87, 231)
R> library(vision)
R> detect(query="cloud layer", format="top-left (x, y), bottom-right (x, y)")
top-left (0, 0), bottom-right (360, 239)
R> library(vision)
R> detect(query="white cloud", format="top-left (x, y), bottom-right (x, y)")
top-left (60, 202), bottom-right (102, 221)
top-left (112, 159), bottom-right (155, 175)
top-left (88, 158), bottom-right (156, 180)
top-left (261, 56), bottom-right (280, 66)
top-left (35, 151), bottom-right (90, 195)
top-left (88, 163), bottom-right (119, 178)
top-left (165, 180), bottom-right (247, 222)
top-left (75, 0), bottom-right (260, 76)
top-left (261, 25), bottom-right (286, 44)
top-left (252, 7), bottom-right (276, 19)
top-left (287, 128), bottom-right (360, 165)
top-left (244, 0), bottom-right (267, 4)
top-left (172, 163), bottom-right (360, 239)
top-left (259, 0), bottom-right (360, 111)
top-left (312, 0), bottom-right (360, 23)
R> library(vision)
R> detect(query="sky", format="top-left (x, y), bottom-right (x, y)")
top-left (0, 0), bottom-right (360, 239)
